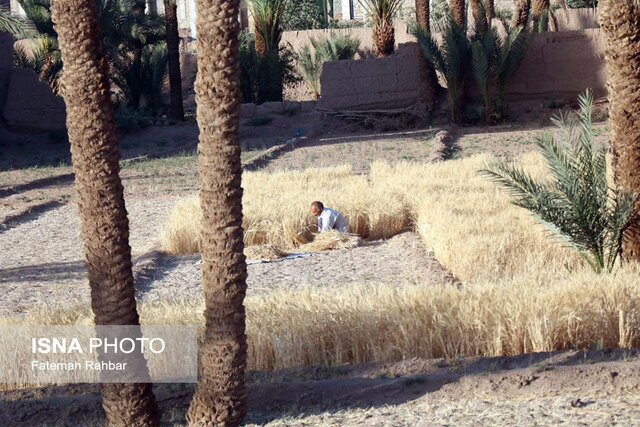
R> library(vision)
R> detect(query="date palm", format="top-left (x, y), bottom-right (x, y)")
top-left (251, 0), bottom-right (286, 56)
top-left (599, 0), bottom-right (640, 262)
top-left (164, 0), bottom-right (184, 120)
top-left (361, 0), bottom-right (403, 57)
top-left (470, 0), bottom-right (487, 34)
top-left (50, 0), bottom-right (159, 424)
top-left (185, 0), bottom-right (248, 424)
top-left (449, 0), bottom-right (466, 28)
top-left (415, 0), bottom-right (438, 112)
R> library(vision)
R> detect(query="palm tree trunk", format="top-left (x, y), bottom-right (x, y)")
top-left (164, 0), bottom-right (184, 121)
top-left (416, 0), bottom-right (430, 31)
top-left (130, 0), bottom-right (147, 109)
top-left (185, 0), bottom-right (248, 423)
top-left (373, 17), bottom-right (395, 57)
top-left (599, 0), bottom-right (640, 262)
top-left (50, 0), bottom-right (159, 425)
top-left (416, 0), bottom-right (437, 112)
top-left (254, 22), bottom-right (267, 57)
top-left (512, 0), bottom-right (531, 29)
top-left (531, 0), bottom-right (549, 30)
top-left (469, 0), bottom-right (487, 34)
top-left (449, 0), bottom-right (466, 29)
top-left (485, 0), bottom-right (494, 24)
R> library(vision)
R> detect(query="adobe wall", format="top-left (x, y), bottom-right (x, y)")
top-left (0, 32), bottom-right (66, 132)
top-left (555, 8), bottom-right (600, 31)
top-left (318, 43), bottom-right (423, 110)
top-left (508, 29), bottom-right (606, 100)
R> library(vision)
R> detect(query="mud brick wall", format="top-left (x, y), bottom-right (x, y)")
top-left (318, 43), bottom-right (423, 110)
top-left (508, 29), bottom-right (606, 100)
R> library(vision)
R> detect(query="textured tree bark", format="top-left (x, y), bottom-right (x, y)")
top-left (470, 0), bottom-right (487, 34)
top-left (599, 0), bottom-right (640, 262)
top-left (185, 0), bottom-right (248, 424)
top-left (531, 0), bottom-right (549, 30)
top-left (512, 0), bottom-right (531, 29)
top-left (485, 0), bottom-right (495, 24)
top-left (254, 22), bottom-right (267, 57)
top-left (373, 19), bottom-right (395, 57)
top-left (50, 0), bottom-right (159, 425)
top-left (449, 0), bottom-right (466, 28)
top-left (416, 0), bottom-right (430, 32)
top-left (415, 0), bottom-right (437, 112)
top-left (164, 0), bottom-right (184, 121)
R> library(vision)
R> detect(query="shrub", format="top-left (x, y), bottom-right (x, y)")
top-left (481, 91), bottom-right (637, 273)
top-left (282, 0), bottom-right (326, 30)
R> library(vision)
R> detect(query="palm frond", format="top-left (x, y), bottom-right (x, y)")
top-left (480, 91), bottom-right (638, 273)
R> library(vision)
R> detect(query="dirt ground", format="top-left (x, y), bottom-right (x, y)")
top-left (1, 99), bottom-right (634, 425)
top-left (1, 349), bottom-right (639, 425)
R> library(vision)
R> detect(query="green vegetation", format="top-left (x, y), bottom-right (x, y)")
top-left (481, 92), bottom-right (637, 273)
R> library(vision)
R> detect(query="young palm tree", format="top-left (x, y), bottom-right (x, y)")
top-left (164, 0), bottom-right (184, 120)
top-left (599, 0), bottom-right (640, 262)
top-left (49, 0), bottom-right (159, 425)
top-left (251, 0), bottom-right (286, 56)
top-left (0, 5), bottom-right (35, 36)
top-left (298, 34), bottom-right (360, 99)
top-left (361, 0), bottom-right (403, 57)
top-left (449, 0), bottom-right (466, 28)
top-left (512, 0), bottom-right (530, 29)
top-left (185, 0), bottom-right (248, 424)
top-left (482, 91), bottom-right (637, 273)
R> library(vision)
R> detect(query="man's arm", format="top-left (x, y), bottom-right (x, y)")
top-left (320, 210), bottom-right (336, 231)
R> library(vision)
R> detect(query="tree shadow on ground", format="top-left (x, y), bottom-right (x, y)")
top-left (1, 348), bottom-right (638, 426)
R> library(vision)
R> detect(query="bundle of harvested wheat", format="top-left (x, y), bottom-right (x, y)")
top-left (300, 231), bottom-right (360, 252)
top-left (244, 244), bottom-right (288, 260)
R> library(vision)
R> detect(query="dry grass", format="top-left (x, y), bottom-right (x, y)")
top-left (160, 165), bottom-right (409, 254)
top-left (300, 231), bottom-right (360, 252)
top-left (244, 244), bottom-right (288, 260)
top-left (5, 154), bottom-right (638, 392)
top-left (369, 154), bottom-right (584, 284)
top-left (3, 265), bottom-right (639, 373)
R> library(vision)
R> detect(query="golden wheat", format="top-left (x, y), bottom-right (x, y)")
top-left (4, 265), bottom-right (639, 373)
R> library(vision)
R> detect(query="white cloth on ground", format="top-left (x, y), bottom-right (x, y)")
top-left (317, 207), bottom-right (348, 233)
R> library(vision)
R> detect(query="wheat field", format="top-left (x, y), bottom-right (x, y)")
top-left (4, 154), bottom-right (637, 387)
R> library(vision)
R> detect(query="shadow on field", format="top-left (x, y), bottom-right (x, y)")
top-left (0, 260), bottom-right (86, 284)
top-left (0, 348), bottom-right (639, 425)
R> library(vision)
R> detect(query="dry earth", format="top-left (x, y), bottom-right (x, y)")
top-left (1, 349), bottom-right (639, 425)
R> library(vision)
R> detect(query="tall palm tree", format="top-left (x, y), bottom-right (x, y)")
top-left (164, 0), bottom-right (184, 121)
top-left (49, 0), bottom-right (159, 425)
top-left (415, 0), bottom-right (430, 32)
top-left (449, 0), bottom-right (466, 29)
top-left (185, 0), bottom-right (248, 423)
top-left (415, 0), bottom-right (437, 111)
top-left (531, 0), bottom-right (549, 30)
top-left (251, 0), bottom-right (285, 57)
top-left (599, 0), bottom-right (640, 262)
top-left (512, 0), bottom-right (530, 29)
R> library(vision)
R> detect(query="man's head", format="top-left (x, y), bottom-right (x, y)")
top-left (310, 201), bottom-right (324, 217)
